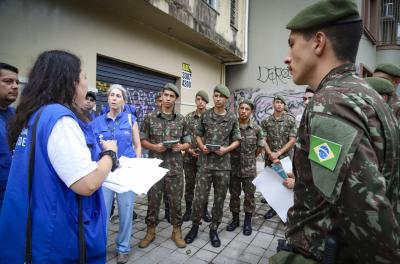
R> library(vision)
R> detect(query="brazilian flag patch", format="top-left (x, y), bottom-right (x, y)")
top-left (308, 135), bottom-right (342, 171)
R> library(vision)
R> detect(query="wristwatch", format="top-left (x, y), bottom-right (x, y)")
top-left (99, 150), bottom-right (119, 172)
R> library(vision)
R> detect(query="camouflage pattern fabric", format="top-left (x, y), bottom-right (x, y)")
top-left (192, 108), bottom-right (241, 230)
top-left (145, 173), bottom-right (183, 225)
top-left (229, 121), bottom-right (264, 213)
top-left (195, 108), bottom-right (241, 171)
top-left (183, 111), bottom-right (202, 164)
top-left (140, 110), bottom-right (191, 226)
top-left (183, 111), bottom-right (202, 202)
top-left (140, 110), bottom-right (191, 175)
top-left (287, 64), bottom-right (400, 263)
top-left (261, 112), bottom-right (297, 166)
top-left (183, 162), bottom-right (197, 202)
top-left (191, 169), bottom-right (230, 230)
top-left (388, 94), bottom-right (400, 120)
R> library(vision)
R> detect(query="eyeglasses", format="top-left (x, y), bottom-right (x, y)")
top-left (87, 97), bottom-right (95, 102)
top-left (302, 96), bottom-right (313, 101)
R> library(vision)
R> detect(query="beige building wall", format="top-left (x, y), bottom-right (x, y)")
top-left (0, 0), bottom-right (224, 115)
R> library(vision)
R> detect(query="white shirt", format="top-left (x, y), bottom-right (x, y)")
top-left (47, 116), bottom-right (98, 187)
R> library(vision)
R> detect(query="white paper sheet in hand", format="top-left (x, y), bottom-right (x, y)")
top-left (280, 157), bottom-right (293, 173)
top-left (252, 166), bottom-right (294, 222)
top-left (104, 157), bottom-right (169, 194)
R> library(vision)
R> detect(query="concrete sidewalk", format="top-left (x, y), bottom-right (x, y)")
top-left (106, 191), bottom-right (285, 264)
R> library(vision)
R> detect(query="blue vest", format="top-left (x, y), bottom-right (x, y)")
top-left (0, 104), bottom-right (107, 263)
top-left (91, 112), bottom-right (136, 158)
top-left (0, 107), bottom-right (16, 212)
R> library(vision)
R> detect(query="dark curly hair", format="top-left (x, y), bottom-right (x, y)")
top-left (8, 50), bottom-right (82, 149)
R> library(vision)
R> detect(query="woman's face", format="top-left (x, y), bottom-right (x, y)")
top-left (74, 70), bottom-right (88, 107)
top-left (108, 88), bottom-right (125, 111)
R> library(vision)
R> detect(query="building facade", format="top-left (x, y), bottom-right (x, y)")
top-left (226, 0), bottom-right (400, 124)
top-left (0, 0), bottom-right (248, 119)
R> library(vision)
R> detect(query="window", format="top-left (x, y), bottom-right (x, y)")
top-left (230, 0), bottom-right (238, 29)
top-left (203, 0), bottom-right (217, 10)
top-left (379, 0), bottom-right (400, 45)
top-left (362, 0), bottom-right (379, 43)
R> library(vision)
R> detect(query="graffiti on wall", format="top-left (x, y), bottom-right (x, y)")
top-left (126, 88), bottom-right (159, 125)
top-left (257, 66), bottom-right (291, 86)
top-left (233, 88), bottom-right (305, 125)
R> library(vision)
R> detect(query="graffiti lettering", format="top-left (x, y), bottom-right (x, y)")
top-left (257, 66), bottom-right (291, 85)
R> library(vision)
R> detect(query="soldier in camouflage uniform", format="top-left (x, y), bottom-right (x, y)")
top-left (226, 99), bottom-right (264, 236)
top-left (184, 84), bottom-right (241, 248)
top-left (139, 83), bottom-right (191, 249)
top-left (373, 63), bottom-right (400, 120)
top-left (261, 95), bottom-right (297, 219)
top-left (270, 1), bottom-right (400, 263)
top-left (182, 90), bottom-right (212, 222)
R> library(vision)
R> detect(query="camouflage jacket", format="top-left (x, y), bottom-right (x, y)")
top-left (389, 95), bottom-right (400, 120)
top-left (261, 112), bottom-right (297, 160)
top-left (140, 110), bottom-right (191, 175)
top-left (231, 121), bottom-right (264, 177)
top-left (183, 110), bottom-right (202, 164)
top-left (196, 108), bottom-right (241, 171)
top-left (287, 64), bottom-right (400, 263)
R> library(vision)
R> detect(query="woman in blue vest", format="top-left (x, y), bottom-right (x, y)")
top-left (91, 84), bottom-right (141, 264)
top-left (0, 50), bottom-right (118, 263)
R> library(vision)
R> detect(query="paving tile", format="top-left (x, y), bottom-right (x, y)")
top-left (194, 249), bottom-right (218, 262)
top-left (238, 252), bottom-right (262, 264)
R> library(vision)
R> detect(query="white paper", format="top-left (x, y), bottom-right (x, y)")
top-left (280, 157), bottom-right (293, 173)
top-left (103, 157), bottom-right (169, 194)
top-left (252, 166), bottom-right (294, 222)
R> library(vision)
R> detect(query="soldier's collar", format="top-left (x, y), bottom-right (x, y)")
top-left (157, 109), bottom-right (177, 119)
top-left (316, 63), bottom-right (355, 93)
top-left (211, 107), bottom-right (229, 121)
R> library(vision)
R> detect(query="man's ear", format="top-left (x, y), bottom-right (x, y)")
top-left (313, 31), bottom-right (326, 57)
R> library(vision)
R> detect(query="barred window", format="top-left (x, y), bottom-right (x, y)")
top-left (230, 0), bottom-right (238, 29)
top-left (379, 0), bottom-right (400, 45)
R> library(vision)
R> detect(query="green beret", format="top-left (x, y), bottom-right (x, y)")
top-left (274, 95), bottom-right (286, 105)
top-left (365, 77), bottom-right (394, 95)
top-left (375, 64), bottom-right (400, 78)
top-left (286, 0), bottom-right (361, 31)
top-left (239, 99), bottom-right (254, 110)
top-left (195, 90), bottom-right (209, 103)
top-left (163, 83), bottom-right (180, 98)
top-left (214, 84), bottom-right (230, 98)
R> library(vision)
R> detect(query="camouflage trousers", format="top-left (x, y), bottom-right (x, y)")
top-left (229, 169), bottom-right (256, 214)
top-left (183, 162), bottom-right (197, 202)
top-left (191, 169), bottom-right (230, 230)
top-left (145, 173), bottom-right (183, 226)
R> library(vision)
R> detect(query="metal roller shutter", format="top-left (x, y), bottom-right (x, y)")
top-left (96, 55), bottom-right (176, 125)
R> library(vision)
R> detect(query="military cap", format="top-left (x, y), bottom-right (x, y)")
top-left (374, 63), bottom-right (400, 78)
top-left (239, 99), bottom-right (255, 110)
top-left (286, 0), bottom-right (361, 31)
top-left (163, 83), bottom-right (180, 98)
top-left (365, 77), bottom-right (394, 95)
top-left (195, 90), bottom-right (209, 103)
top-left (273, 95), bottom-right (286, 105)
top-left (155, 91), bottom-right (162, 99)
top-left (86, 91), bottom-right (96, 101)
top-left (214, 84), bottom-right (230, 98)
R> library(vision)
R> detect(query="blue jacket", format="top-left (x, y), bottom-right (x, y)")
top-left (0, 104), bottom-right (107, 263)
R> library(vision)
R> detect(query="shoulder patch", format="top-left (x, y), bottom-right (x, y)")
top-left (309, 135), bottom-right (342, 171)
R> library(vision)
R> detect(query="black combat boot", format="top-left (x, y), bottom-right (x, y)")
top-left (243, 212), bottom-right (252, 236)
top-left (184, 225), bottom-right (199, 244)
top-left (182, 200), bottom-right (192, 222)
top-left (264, 208), bottom-right (277, 219)
top-left (202, 202), bottom-right (212, 222)
top-left (164, 202), bottom-right (170, 223)
top-left (209, 229), bottom-right (221, 247)
top-left (226, 212), bottom-right (240, 232)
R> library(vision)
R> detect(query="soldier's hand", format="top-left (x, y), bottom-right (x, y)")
top-left (100, 140), bottom-right (117, 153)
top-left (283, 178), bottom-right (295, 189)
top-left (154, 143), bottom-right (167, 153)
top-left (270, 151), bottom-right (280, 160)
top-left (171, 143), bottom-right (183, 152)
top-left (188, 148), bottom-right (200, 158)
top-left (215, 146), bottom-right (227, 156)
top-left (201, 145), bottom-right (210, 154)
